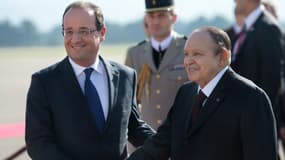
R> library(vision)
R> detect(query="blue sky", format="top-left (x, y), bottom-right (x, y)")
top-left (0, 0), bottom-right (284, 32)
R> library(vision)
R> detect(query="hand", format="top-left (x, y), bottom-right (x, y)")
top-left (279, 127), bottom-right (285, 141)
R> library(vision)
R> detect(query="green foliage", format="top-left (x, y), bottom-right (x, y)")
top-left (0, 17), bottom-right (284, 47)
top-left (0, 44), bottom-right (129, 64)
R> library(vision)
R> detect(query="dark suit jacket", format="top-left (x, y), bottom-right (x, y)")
top-left (230, 11), bottom-right (283, 126)
top-left (224, 26), bottom-right (238, 47)
top-left (276, 33), bottom-right (285, 128)
top-left (128, 68), bottom-right (278, 160)
top-left (25, 57), bottom-right (155, 160)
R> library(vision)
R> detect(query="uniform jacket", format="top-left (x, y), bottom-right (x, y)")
top-left (125, 32), bottom-right (187, 129)
top-left (128, 68), bottom-right (278, 160)
top-left (25, 56), bottom-right (155, 160)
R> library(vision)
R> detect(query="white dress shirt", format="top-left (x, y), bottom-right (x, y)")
top-left (150, 31), bottom-right (174, 51)
top-left (68, 56), bottom-right (109, 120)
top-left (199, 66), bottom-right (229, 106)
top-left (244, 4), bottom-right (265, 30)
top-left (233, 23), bottom-right (242, 34)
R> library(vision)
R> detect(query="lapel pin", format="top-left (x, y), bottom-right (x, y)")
top-left (216, 98), bottom-right (220, 102)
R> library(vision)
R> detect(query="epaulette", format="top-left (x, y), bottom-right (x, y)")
top-left (136, 39), bottom-right (147, 46)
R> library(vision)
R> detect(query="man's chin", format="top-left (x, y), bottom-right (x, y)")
top-left (188, 74), bottom-right (199, 83)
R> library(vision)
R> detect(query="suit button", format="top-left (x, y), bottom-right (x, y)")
top-left (156, 74), bottom-right (160, 79)
top-left (156, 105), bottom-right (161, 109)
top-left (157, 120), bottom-right (162, 125)
top-left (156, 90), bottom-right (160, 94)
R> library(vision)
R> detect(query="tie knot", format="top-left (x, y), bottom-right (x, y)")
top-left (84, 68), bottom-right (94, 79)
top-left (240, 24), bottom-right (247, 34)
top-left (197, 90), bottom-right (207, 102)
top-left (158, 45), bottom-right (162, 52)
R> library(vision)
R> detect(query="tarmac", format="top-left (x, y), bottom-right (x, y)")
top-left (1, 51), bottom-right (284, 160)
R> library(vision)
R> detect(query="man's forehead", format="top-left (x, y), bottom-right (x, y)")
top-left (189, 31), bottom-right (210, 41)
top-left (65, 7), bottom-right (94, 16)
top-left (186, 31), bottom-right (215, 48)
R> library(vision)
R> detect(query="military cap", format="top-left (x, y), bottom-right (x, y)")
top-left (145, 0), bottom-right (174, 12)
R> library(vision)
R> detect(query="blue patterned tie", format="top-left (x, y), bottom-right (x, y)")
top-left (84, 68), bottom-right (105, 133)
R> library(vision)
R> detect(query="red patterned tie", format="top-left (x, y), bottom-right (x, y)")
top-left (233, 25), bottom-right (247, 59)
top-left (191, 90), bottom-right (207, 124)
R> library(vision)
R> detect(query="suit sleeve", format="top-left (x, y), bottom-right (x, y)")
top-left (257, 25), bottom-right (284, 133)
top-left (128, 84), bottom-right (187, 160)
top-left (275, 34), bottom-right (285, 128)
top-left (127, 70), bottom-right (155, 147)
top-left (128, 106), bottom-right (173, 160)
top-left (257, 25), bottom-right (283, 106)
top-left (25, 74), bottom-right (71, 160)
top-left (240, 89), bottom-right (278, 160)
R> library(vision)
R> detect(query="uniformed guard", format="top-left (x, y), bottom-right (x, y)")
top-left (125, 0), bottom-right (188, 130)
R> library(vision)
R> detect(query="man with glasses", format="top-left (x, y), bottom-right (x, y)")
top-left (125, 0), bottom-right (188, 131)
top-left (25, 1), bottom-right (155, 159)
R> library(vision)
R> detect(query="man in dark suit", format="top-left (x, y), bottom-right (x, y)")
top-left (25, 1), bottom-right (155, 159)
top-left (261, 1), bottom-right (285, 149)
top-left (128, 26), bottom-right (278, 160)
top-left (231, 0), bottom-right (284, 155)
top-left (231, 0), bottom-right (283, 127)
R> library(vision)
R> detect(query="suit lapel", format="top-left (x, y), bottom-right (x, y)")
top-left (187, 69), bottom-right (234, 137)
top-left (235, 26), bottom-right (255, 58)
top-left (58, 57), bottom-right (120, 134)
top-left (58, 57), bottom-right (99, 132)
top-left (58, 57), bottom-right (87, 105)
top-left (100, 57), bottom-right (120, 130)
top-left (235, 13), bottom-right (264, 58)
top-left (183, 84), bottom-right (199, 134)
top-left (187, 90), bottom-right (225, 137)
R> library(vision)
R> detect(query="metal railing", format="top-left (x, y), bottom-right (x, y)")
top-left (4, 146), bottom-right (26, 160)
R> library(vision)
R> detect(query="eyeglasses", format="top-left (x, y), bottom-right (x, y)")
top-left (62, 28), bottom-right (99, 38)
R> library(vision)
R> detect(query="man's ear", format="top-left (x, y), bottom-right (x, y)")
top-left (99, 26), bottom-right (106, 42)
top-left (219, 47), bottom-right (230, 65)
top-left (171, 13), bottom-right (177, 24)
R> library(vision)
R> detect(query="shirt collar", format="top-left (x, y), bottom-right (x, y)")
top-left (68, 55), bottom-right (104, 77)
top-left (150, 31), bottom-right (174, 51)
top-left (244, 4), bottom-right (264, 30)
top-left (233, 23), bottom-right (242, 34)
top-left (199, 66), bottom-right (228, 97)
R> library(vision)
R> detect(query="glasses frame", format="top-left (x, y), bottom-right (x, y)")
top-left (62, 27), bottom-right (99, 38)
